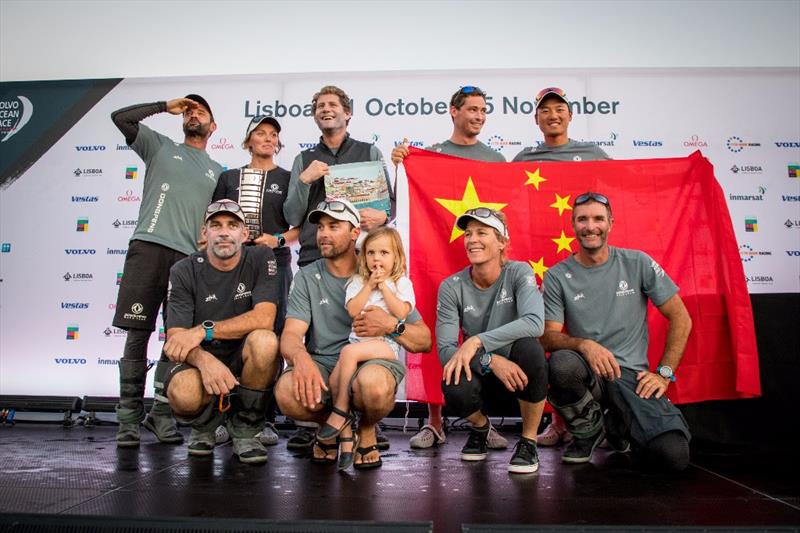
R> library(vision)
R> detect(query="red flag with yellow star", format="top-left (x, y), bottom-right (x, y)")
top-left (403, 147), bottom-right (760, 405)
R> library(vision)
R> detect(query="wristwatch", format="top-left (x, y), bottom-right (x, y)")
top-left (389, 318), bottom-right (406, 338)
top-left (273, 233), bottom-right (286, 248)
top-left (480, 352), bottom-right (493, 375)
top-left (202, 320), bottom-right (215, 342)
top-left (657, 365), bottom-right (676, 382)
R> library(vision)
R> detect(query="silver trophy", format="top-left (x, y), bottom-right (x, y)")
top-left (238, 167), bottom-right (267, 241)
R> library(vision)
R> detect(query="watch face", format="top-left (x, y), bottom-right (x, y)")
top-left (658, 366), bottom-right (672, 378)
top-left (480, 353), bottom-right (491, 366)
top-left (396, 322), bottom-right (406, 335)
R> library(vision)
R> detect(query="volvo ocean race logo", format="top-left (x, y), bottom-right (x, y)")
top-left (0, 96), bottom-right (33, 143)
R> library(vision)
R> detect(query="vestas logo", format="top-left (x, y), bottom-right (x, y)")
top-left (61, 302), bottom-right (89, 309)
top-left (75, 145), bottom-right (106, 151)
top-left (71, 195), bottom-right (99, 202)
top-left (54, 358), bottom-right (87, 365)
top-left (394, 139), bottom-right (424, 147)
top-left (632, 140), bottom-right (663, 147)
top-left (0, 96), bottom-right (34, 143)
top-left (65, 249), bottom-right (96, 255)
top-left (782, 195), bottom-right (800, 202)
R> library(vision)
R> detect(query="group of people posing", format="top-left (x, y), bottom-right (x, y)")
top-left (111, 84), bottom-right (692, 474)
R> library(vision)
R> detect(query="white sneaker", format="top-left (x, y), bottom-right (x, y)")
top-left (486, 424), bottom-right (508, 449)
top-left (537, 423), bottom-right (573, 447)
top-left (214, 424), bottom-right (230, 444)
top-left (409, 424), bottom-right (446, 449)
top-left (256, 423), bottom-right (279, 446)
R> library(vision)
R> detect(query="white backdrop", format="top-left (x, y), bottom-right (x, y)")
top-left (1, 68), bottom-right (798, 396)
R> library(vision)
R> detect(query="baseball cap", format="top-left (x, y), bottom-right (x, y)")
top-left (245, 116), bottom-right (282, 140)
top-left (185, 94), bottom-right (214, 119)
top-left (456, 207), bottom-right (508, 237)
top-left (534, 87), bottom-right (569, 111)
top-left (308, 198), bottom-right (361, 227)
top-left (204, 199), bottom-right (246, 224)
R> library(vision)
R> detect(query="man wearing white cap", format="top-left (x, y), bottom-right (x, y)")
top-left (276, 198), bottom-right (432, 469)
top-left (513, 87), bottom-right (611, 162)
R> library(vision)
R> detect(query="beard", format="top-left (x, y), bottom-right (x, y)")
top-left (183, 119), bottom-right (210, 138)
top-left (317, 238), bottom-right (349, 259)
top-left (210, 238), bottom-right (242, 260)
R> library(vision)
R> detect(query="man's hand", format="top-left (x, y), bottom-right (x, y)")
top-left (165, 98), bottom-right (200, 116)
top-left (253, 233), bottom-right (280, 248)
top-left (442, 337), bottom-right (481, 386)
top-left (352, 306), bottom-right (394, 338)
top-left (635, 371), bottom-right (670, 399)
top-left (579, 339), bottom-right (621, 381)
top-left (490, 356), bottom-right (528, 392)
top-left (299, 160), bottom-right (329, 184)
top-left (359, 207), bottom-right (388, 231)
top-left (164, 326), bottom-right (205, 363)
top-left (390, 139), bottom-right (410, 166)
top-left (291, 352), bottom-right (328, 408)
top-left (196, 352), bottom-right (239, 396)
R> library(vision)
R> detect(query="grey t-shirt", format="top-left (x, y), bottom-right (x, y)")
top-left (287, 259), bottom-right (422, 357)
top-left (512, 139), bottom-right (610, 162)
top-left (436, 261), bottom-right (544, 365)
top-left (543, 247), bottom-right (678, 372)
top-left (130, 124), bottom-right (224, 255)
top-left (427, 140), bottom-right (506, 162)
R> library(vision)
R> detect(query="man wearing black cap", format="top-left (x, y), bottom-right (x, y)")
top-left (111, 95), bottom-right (224, 448)
top-left (513, 87), bottom-right (611, 162)
top-left (162, 199), bottom-right (281, 464)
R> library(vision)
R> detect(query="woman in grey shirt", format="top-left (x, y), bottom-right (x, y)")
top-left (438, 208), bottom-right (547, 474)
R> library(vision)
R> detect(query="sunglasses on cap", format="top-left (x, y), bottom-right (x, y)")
top-left (534, 86), bottom-right (568, 104)
top-left (459, 86), bottom-right (483, 95)
top-left (460, 207), bottom-right (508, 237)
top-left (574, 192), bottom-right (612, 214)
top-left (205, 199), bottom-right (245, 220)
top-left (316, 200), bottom-right (359, 219)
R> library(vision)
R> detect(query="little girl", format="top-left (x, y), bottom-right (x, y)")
top-left (317, 226), bottom-right (416, 470)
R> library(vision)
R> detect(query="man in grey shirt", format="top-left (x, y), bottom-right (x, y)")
top-left (512, 87), bottom-right (611, 162)
top-left (275, 199), bottom-right (433, 469)
top-left (541, 192), bottom-right (693, 470)
top-left (391, 86), bottom-right (508, 451)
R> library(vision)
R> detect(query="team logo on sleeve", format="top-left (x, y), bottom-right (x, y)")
top-left (650, 260), bottom-right (666, 277)
top-left (267, 259), bottom-right (277, 276)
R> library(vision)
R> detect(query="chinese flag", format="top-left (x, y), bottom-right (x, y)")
top-left (404, 147), bottom-right (760, 405)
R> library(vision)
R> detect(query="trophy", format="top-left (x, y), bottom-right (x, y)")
top-left (238, 168), bottom-right (266, 241)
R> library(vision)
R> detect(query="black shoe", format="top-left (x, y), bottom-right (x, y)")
top-left (508, 437), bottom-right (539, 474)
top-left (562, 430), bottom-right (605, 464)
top-left (460, 425), bottom-right (489, 461)
top-left (375, 424), bottom-right (390, 451)
top-left (286, 426), bottom-right (316, 451)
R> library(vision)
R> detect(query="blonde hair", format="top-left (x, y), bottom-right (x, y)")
top-left (358, 227), bottom-right (407, 283)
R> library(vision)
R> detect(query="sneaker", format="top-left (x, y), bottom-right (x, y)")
top-left (508, 437), bottom-right (539, 474)
top-left (409, 424), bottom-right (446, 449)
top-left (143, 413), bottom-right (184, 444)
top-left (601, 435), bottom-right (631, 453)
top-left (537, 423), bottom-right (565, 447)
top-left (256, 423), bottom-right (279, 446)
top-left (187, 428), bottom-right (216, 457)
top-left (460, 425), bottom-right (489, 461)
top-left (487, 424), bottom-right (508, 449)
top-left (375, 424), bottom-right (390, 451)
top-left (232, 437), bottom-right (268, 464)
top-left (214, 424), bottom-right (230, 444)
top-left (116, 422), bottom-right (140, 448)
top-left (562, 430), bottom-right (605, 464)
top-left (286, 426), bottom-right (316, 451)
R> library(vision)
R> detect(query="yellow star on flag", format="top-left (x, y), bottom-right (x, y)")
top-left (435, 177), bottom-right (507, 242)
top-left (549, 193), bottom-right (573, 216)
top-left (524, 168), bottom-right (547, 190)
top-left (552, 230), bottom-right (575, 253)
top-left (528, 257), bottom-right (549, 282)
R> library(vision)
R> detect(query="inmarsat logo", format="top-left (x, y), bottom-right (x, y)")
top-left (0, 96), bottom-right (33, 143)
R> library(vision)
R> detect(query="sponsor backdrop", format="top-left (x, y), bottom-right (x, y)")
top-left (1, 68), bottom-right (798, 397)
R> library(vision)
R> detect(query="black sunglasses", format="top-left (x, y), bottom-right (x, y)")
top-left (316, 200), bottom-right (358, 219)
top-left (574, 192), bottom-right (612, 213)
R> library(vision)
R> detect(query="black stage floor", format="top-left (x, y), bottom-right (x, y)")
top-left (0, 423), bottom-right (798, 532)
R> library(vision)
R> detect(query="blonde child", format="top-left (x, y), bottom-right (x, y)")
top-left (316, 227), bottom-right (416, 470)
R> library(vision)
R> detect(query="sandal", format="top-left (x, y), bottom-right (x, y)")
top-left (311, 437), bottom-right (338, 464)
top-left (317, 406), bottom-right (355, 441)
top-left (337, 434), bottom-right (360, 471)
top-left (353, 443), bottom-right (382, 470)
